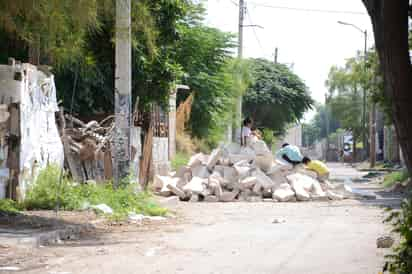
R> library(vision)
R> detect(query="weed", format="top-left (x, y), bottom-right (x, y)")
top-left (385, 198), bottom-right (412, 273)
top-left (383, 170), bottom-right (410, 188)
top-left (0, 199), bottom-right (22, 215)
top-left (23, 165), bottom-right (167, 219)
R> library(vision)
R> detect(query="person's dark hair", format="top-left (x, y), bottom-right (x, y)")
top-left (282, 143), bottom-right (289, 148)
top-left (302, 156), bottom-right (311, 164)
top-left (243, 117), bottom-right (252, 126)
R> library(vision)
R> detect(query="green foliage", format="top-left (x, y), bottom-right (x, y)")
top-left (243, 58), bottom-right (313, 135)
top-left (171, 151), bottom-right (190, 171)
top-left (326, 55), bottom-right (366, 142)
top-left (261, 128), bottom-right (275, 147)
top-left (176, 21), bottom-right (237, 144)
top-left (385, 198), bottom-right (412, 274)
top-left (383, 170), bottom-right (410, 188)
top-left (0, 0), bottom-right (105, 65)
top-left (0, 199), bottom-right (23, 215)
top-left (24, 165), bottom-right (167, 219)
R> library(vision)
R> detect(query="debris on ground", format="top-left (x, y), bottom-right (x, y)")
top-left (272, 217), bottom-right (286, 224)
top-left (376, 235), bottom-right (395, 248)
top-left (90, 204), bottom-right (114, 215)
top-left (153, 140), bottom-right (365, 203)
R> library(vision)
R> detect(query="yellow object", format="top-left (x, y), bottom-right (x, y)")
top-left (306, 160), bottom-right (329, 176)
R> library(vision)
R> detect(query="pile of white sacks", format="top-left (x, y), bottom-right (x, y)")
top-left (154, 139), bottom-right (358, 202)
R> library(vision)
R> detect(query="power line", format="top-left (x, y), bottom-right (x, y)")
top-left (249, 2), bottom-right (366, 15)
top-left (246, 8), bottom-right (265, 54)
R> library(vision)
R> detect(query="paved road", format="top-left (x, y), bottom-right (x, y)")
top-left (23, 164), bottom-right (392, 274)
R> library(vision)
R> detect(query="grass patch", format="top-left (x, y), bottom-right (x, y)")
top-left (383, 170), bottom-right (410, 188)
top-left (0, 199), bottom-right (23, 215)
top-left (23, 165), bottom-right (167, 219)
top-left (171, 151), bottom-right (190, 171)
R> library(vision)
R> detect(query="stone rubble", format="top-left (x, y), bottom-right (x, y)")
top-left (153, 139), bottom-right (366, 203)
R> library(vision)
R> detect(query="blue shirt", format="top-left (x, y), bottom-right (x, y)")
top-left (275, 145), bottom-right (303, 162)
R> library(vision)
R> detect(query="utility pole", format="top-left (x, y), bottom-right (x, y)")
top-left (113, 0), bottom-right (132, 187)
top-left (274, 47), bottom-right (278, 64)
top-left (362, 30), bottom-right (368, 158)
top-left (233, 0), bottom-right (245, 142)
top-left (325, 93), bottom-right (330, 161)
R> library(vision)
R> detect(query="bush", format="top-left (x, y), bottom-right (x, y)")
top-left (24, 165), bottom-right (167, 219)
top-left (385, 198), bottom-right (412, 274)
top-left (0, 199), bottom-right (23, 214)
top-left (383, 170), bottom-right (410, 188)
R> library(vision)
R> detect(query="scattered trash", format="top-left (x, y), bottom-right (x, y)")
top-left (272, 217), bottom-right (286, 224)
top-left (90, 204), bottom-right (113, 215)
top-left (145, 247), bottom-right (164, 257)
top-left (376, 236), bottom-right (395, 248)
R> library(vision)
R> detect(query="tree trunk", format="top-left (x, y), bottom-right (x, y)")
top-left (113, 0), bottom-right (132, 187)
top-left (369, 103), bottom-right (376, 168)
top-left (28, 35), bottom-right (40, 65)
top-left (362, 0), bottom-right (412, 175)
top-left (352, 135), bottom-right (357, 164)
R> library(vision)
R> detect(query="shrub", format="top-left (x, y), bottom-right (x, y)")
top-left (383, 170), bottom-right (410, 188)
top-left (385, 198), bottom-right (412, 274)
top-left (0, 199), bottom-right (23, 214)
top-left (23, 165), bottom-right (167, 219)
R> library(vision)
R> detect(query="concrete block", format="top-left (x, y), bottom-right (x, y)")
top-left (223, 166), bottom-right (239, 183)
top-left (166, 184), bottom-right (186, 199)
top-left (213, 165), bottom-right (225, 176)
top-left (286, 173), bottom-right (316, 192)
top-left (204, 195), bottom-right (219, 203)
top-left (247, 196), bottom-right (263, 202)
top-left (233, 163), bottom-right (252, 179)
top-left (183, 176), bottom-right (207, 194)
top-left (207, 148), bottom-right (223, 171)
top-left (272, 183), bottom-right (295, 202)
top-left (191, 165), bottom-right (210, 179)
top-left (239, 176), bottom-right (258, 190)
top-left (188, 153), bottom-right (209, 168)
top-left (326, 190), bottom-right (344, 200)
top-left (219, 189), bottom-right (240, 202)
top-left (310, 180), bottom-right (326, 198)
top-left (209, 178), bottom-right (223, 197)
top-left (255, 154), bottom-right (273, 173)
top-left (252, 169), bottom-right (275, 190)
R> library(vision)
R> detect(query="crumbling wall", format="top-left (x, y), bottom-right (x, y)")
top-left (0, 63), bottom-right (64, 200)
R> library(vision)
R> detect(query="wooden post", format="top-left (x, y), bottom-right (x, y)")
top-left (113, 0), bottom-right (132, 187)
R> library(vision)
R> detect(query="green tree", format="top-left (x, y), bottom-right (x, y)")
top-left (243, 58), bottom-right (313, 135)
top-left (326, 56), bottom-right (366, 158)
top-left (0, 0), bottom-right (105, 65)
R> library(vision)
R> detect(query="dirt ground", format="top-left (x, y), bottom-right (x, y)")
top-left (1, 163), bottom-right (401, 274)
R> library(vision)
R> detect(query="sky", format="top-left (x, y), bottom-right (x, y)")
top-left (204, 0), bottom-right (375, 121)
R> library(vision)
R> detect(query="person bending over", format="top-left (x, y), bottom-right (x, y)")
top-left (302, 156), bottom-right (330, 182)
top-left (275, 143), bottom-right (303, 166)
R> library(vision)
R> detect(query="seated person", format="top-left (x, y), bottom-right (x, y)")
top-left (275, 143), bottom-right (303, 166)
top-left (302, 156), bottom-right (330, 183)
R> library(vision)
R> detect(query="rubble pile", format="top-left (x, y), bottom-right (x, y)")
top-left (154, 139), bottom-right (355, 203)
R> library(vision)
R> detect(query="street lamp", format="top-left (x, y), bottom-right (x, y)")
top-left (338, 20), bottom-right (368, 155)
